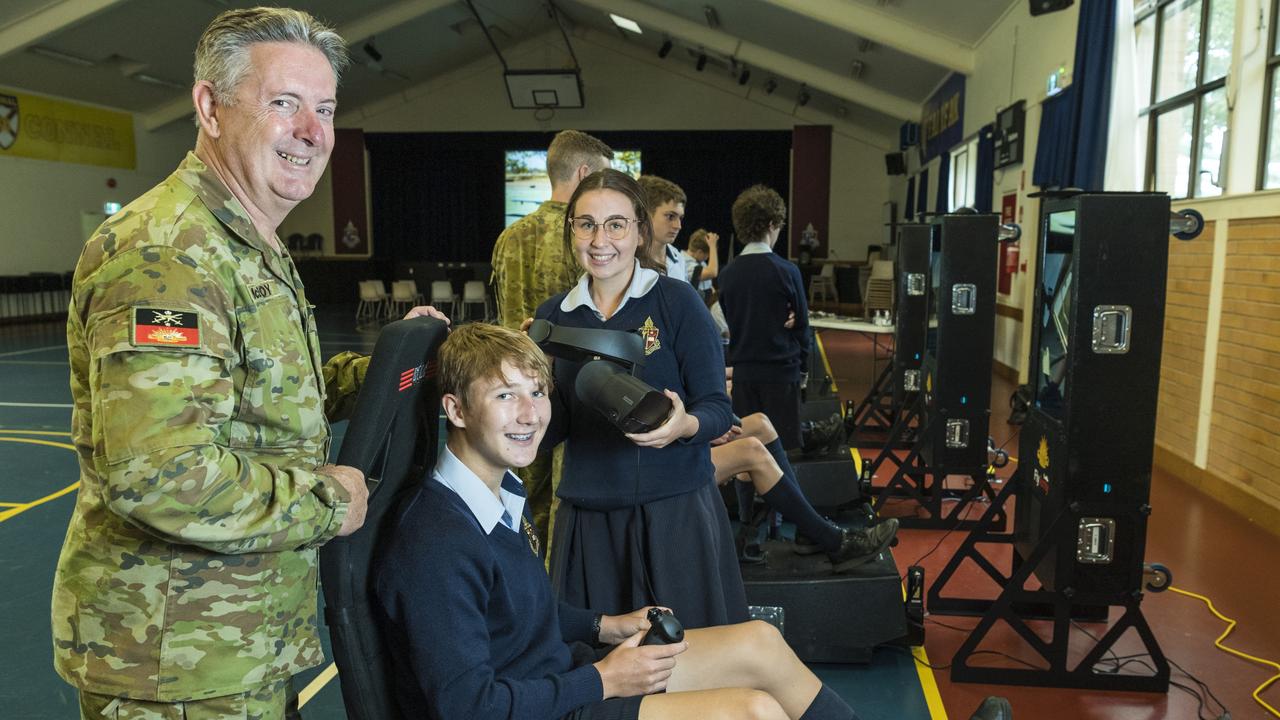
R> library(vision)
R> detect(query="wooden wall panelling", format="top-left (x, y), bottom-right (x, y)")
top-left (1156, 222), bottom-right (1213, 463)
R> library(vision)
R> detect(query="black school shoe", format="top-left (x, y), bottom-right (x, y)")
top-left (828, 518), bottom-right (899, 571)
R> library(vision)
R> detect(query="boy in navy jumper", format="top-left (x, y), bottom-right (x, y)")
top-left (718, 185), bottom-right (897, 566)
top-left (374, 323), bottom-right (860, 720)
top-left (637, 174), bottom-right (688, 280)
top-left (717, 185), bottom-right (809, 450)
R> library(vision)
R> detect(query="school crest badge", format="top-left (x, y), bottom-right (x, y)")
top-left (640, 316), bottom-right (661, 355)
top-left (0, 94), bottom-right (19, 151)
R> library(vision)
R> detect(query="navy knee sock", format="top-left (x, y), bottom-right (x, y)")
top-left (761, 438), bottom-right (842, 552)
top-left (735, 479), bottom-right (757, 525)
top-left (800, 685), bottom-right (858, 720)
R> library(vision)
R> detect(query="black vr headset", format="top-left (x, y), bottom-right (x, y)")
top-left (527, 319), bottom-right (673, 434)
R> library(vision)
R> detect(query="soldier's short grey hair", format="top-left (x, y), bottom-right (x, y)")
top-left (194, 7), bottom-right (349, 107)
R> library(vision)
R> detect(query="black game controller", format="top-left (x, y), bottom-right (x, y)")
top-left (640, 608), bottom-right (684, 646)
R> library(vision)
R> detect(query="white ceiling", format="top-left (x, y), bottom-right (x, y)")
top-left (0, 0), bottom-right (1017, 136)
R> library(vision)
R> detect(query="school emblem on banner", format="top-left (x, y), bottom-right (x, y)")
top-left (132, 307), bottom-right (201, 347)
top-left (639, 316), bottom-right (661, 356)
top-left (0, 94), bottom-right (18, 150)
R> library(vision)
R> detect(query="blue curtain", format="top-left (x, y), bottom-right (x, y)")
top-left (905, 176), bottom-right (916, 221)
top-left (1031, 0), bottom-right (1115, 189)
top-left (916, 168), bottom-right (929, 220)
top-left (935, 153), bottom-right (951, 213)
top-left (975, 123), bottom-right (995, 212)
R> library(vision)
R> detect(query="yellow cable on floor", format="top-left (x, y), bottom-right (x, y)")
top-left (1169, 585), bottom-right (1280, 718)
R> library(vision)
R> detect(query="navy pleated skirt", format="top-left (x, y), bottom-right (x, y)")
top-left (549, 481), bottom-right (749, 630)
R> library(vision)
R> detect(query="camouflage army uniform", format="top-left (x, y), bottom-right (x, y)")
top-left (491, 200), bottom-right (579, 330)
top-left (490, 200), bottom-right (578, 548)
top-left (54, 152), bottom-right (359, 707)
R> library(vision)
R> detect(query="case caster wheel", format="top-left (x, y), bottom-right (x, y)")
top-left (1143, 562), bottom-right (1172, 592)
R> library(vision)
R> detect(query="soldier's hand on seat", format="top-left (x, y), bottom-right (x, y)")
top-left (402, 305), bottom-right (451, 325)
top-left (318, 464), bottom-right (369, 536)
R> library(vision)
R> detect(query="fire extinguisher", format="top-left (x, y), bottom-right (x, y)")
top-left (1003, 241), bottom-right (1019, 275)
top-left (999, 241), bottom-right (1019, 294)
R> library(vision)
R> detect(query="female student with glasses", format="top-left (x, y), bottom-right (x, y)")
top-left (534, 169), bottom-right (746, 629)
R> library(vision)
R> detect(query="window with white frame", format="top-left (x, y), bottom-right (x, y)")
top-left (1260, 0), bottom-right (1280, 189)
top-left (1134, 0), bottom-right (1234, 199)
top-left (948, 136), bottom-right (979, 211)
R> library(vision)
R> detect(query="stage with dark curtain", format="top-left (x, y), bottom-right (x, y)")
top-left (363, 130), bottom-right (793, 263)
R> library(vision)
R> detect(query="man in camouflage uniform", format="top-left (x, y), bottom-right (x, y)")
top-left (53, 9), bottom-right (372, 719)
top-left (490, 130), bottom-right (613, 546)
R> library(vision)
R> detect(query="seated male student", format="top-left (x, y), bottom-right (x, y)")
top-left (374, 323), bottom-right (861, 720)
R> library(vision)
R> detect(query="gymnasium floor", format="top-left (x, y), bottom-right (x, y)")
top-left (4, 312), bottom-right (1276, 719)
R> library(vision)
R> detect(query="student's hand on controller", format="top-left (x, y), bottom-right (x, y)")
top-left (625, 390), bottom-right (698, 448)
top-left (599, 606), bottom-right (670, 645)
top-left (402, 305), bottom-right (452, 325)
top-left (594, 629), bottom-right (686, 699)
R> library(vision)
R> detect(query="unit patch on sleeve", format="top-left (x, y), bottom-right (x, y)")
top-left (132, 307), bottom-right (201, 347)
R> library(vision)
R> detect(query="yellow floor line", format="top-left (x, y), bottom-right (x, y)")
top-left (901, 583), bottom-right (949, 719)
top-left (0, 502), bottom-right (22, 507)
top-left (914, 644), bottom-right (950, 720)
top-left (0, 436), bottom-right (79, 523)
top-left (814, 332), bottom-right (840, 393)
top-left (298, 662), bottom-right (338, 708)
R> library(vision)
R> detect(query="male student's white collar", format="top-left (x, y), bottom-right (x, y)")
top-left (561, 260), bottom-right (661, 319)
top-left (432, 446), bottom-right (526, 535)
top-left (740, 241), bottom-right (773, 256)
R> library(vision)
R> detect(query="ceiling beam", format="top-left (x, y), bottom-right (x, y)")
top-left (143, 0), bottom-right (455, 130)
top-left (758, 0), bottom-right (975, 75)
top-left (0, 0), bottom-right (129, 58)
top-left (572, 0), bottom-right (920, 121)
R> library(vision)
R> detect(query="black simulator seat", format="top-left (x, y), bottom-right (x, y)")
top-left (318, 317), bottom-right (449, 720)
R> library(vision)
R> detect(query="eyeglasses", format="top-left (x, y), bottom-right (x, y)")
top-left (568, 216), bottom-right (638, 241)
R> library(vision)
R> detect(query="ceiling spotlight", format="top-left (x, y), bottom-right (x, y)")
top-left (764, 78), bottom-right (777, 94)
top-left (363, 42), bottom-right (383, 63)
top-left (797, 86), bottom-right (810, 107)
top-left (738, 67), bottom-right (751, 85)
top-left (658, 38), bottom-right (673, 58)
top-left (696, 52), bottom-right (708, 72)
top-left (703, 5), bottom-right (720, 29)
top-left (850, 60), bottom-right (865, 79)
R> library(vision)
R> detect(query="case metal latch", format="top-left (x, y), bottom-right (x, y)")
top-left (1091, 305), bottom-right (1132, 354)
top-left (1076, 517), bottom-right (1115, 564)
top-left (906, 273), bottom-right (926, 296)
top-left (945, 418), bottom-right (970, 448)
top-left (951, 284), bottom-right (977, 315)
top-left (903, 369), bottom-right (921, 391)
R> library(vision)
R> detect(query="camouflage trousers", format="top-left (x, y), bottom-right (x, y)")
top-left (79, 679), bottom-right (300, 720)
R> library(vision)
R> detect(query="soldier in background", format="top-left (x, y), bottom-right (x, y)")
top-left (51, 8), bottom-right (449, 719)
top-left (490, 129), bottom-right (613, 546)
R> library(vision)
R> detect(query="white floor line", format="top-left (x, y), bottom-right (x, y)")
top-left (0, 401), bottom-right (73, 408)
top-left (0, 345), bottom-right (65, 358)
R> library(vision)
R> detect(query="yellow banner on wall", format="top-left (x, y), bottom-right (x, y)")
top-left (0, 88), bottom-right (136, 169)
